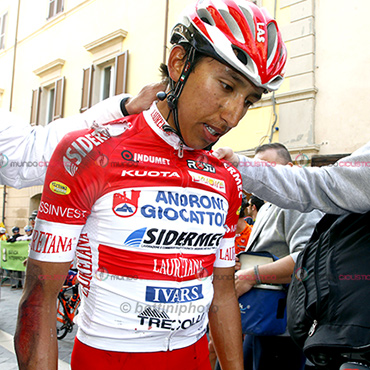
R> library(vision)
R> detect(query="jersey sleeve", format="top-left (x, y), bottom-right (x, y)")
top-left (28, 129), bottom-right (106, 262)
top-left (213, 162), bottom-right (243, 268)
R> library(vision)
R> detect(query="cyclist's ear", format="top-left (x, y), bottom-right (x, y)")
top-left (167, 45), bottom-right (187, 84)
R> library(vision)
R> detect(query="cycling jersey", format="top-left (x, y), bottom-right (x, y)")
top-left (29, 102), bottom-right (242, 352)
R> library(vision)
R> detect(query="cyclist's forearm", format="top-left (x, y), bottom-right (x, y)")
top-left (14, 258), bottom-right (70, 369)
top-left (15, 294), bottom-right (58, 369)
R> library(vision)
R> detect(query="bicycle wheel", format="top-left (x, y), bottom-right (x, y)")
top-left (56, 297), bottom-right (69, 340)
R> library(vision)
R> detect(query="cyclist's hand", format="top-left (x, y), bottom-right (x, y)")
top-left (212, 147), bottom-right (240, 167)
top-left (125, 80), bottom-right (167, 115)
top-left (235, 268), bottom-right (256, 298)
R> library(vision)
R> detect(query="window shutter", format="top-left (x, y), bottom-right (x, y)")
top-left (0, 13), bottom-right (7, 50)
top-left (80, 65), bottom-right (94, 113)
top-left (56, 0), bottom-right (64, 14)
top-left (30, 88), bottom-right (41, 125)
top-left (52, 77), bottom-right (65, 121)
top-left (48, 0), bottom-right (56, 19)
top-left (115, 50), bottom-right (128, 95)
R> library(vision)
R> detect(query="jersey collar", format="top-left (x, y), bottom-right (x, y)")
top-left (144, 102), bottom-right (193, 152)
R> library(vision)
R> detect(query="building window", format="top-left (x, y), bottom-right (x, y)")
top-left (30, 77), bottom-right (65, 125)
top-left (101, 63), bottom-right (115, 101)
top-left (0, 12), bottom-right (7, 50)
top-left (80, 51), bottom-right (128, 112)
top-left (48, 0), bottom-right (64, 19)
top-left (46, 87), bottom-right (55, 124)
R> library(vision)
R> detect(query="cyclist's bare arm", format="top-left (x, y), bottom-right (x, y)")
top-left (14, 258), bottom-right (71, 370)
top-left (209, 266), bottom-right (244, 370)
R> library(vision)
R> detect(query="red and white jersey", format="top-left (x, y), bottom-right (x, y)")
top-left (29, 103), bottom-right (242, 352)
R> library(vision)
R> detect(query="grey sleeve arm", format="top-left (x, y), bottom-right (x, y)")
top-left (237, 141), bottom-right (370, 215)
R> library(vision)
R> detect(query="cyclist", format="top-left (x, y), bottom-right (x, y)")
top-left (14, 1), bottom-right (287, 369)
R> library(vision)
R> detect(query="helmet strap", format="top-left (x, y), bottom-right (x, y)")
top-left (163, 47), bottom-right (196, 142)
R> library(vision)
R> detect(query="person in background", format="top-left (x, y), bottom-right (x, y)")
top-left (1, 226), bottom-right (10, 285)
top-left (7, 226), bottom-right (22, 243)
top-left (17, 226), bottom-right (33, 241)
top-left (28, 210), bottom-right (38, 229)
top-left (235, 198), bottom-right (253, 255)
top-left (235, 143), bottom-right (323, 370)
top-left (6, 226), bottom-right (24, 289)
top-left (0, 226), bottom-right (7, 241)
top-left (245, 195), bottom-right (264, 225)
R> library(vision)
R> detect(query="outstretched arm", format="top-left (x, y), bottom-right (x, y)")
top-left (14, 258), bottom-right (71, 370)
top-left (0, 81), bottom-right (166, 189)
top-left (235, 255), bottom-right (295, 297)
top-left (214, 143), bottom-right (370, 214)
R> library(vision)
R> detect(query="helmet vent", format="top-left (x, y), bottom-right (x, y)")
top-left (238, 5), bottom-right (256, 40)
top-left (267, 22), bottom-right (278, 66)
top-left (197, 8), bottom-right (215, 26)
top-left (232, 46), bottom-right (248, 66)
top-left (219, 9), bottom-right (245, 43)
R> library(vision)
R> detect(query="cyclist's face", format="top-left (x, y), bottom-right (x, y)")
top-left (169, 55), bottom-right (264, 150)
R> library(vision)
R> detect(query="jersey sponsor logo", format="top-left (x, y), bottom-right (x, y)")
top-left (138, 306), bottom-right (205, 331)
top-left (225, 224), bottom-right (237, 234)
top-left (150, 109), bottom-right (167, 129)
top-left (124, 227), bottom-right (147, 247)
top-left (121, 150), bottom-right (139, 163)
top-left (123, 227), bottom-right (223, 250)
top-left (63, 130), bottom-right (110, 176)
top-left (121, 170), bottom-right (180, 178)
top-left (256, 22), bottom-right (266, 42)
top-left (39, 201), bottom-right (87, 219)
top-left (152, 257), bottom-right (206, 280)
top-left (188, 171), bottom-right (226, 193)
top-left (146, 285), bottom-right (203, 303)
top-left (76, 233), bottom-right (92, 297)
top-left (113, 190), bottom-right (141, 218)
top-left (187, 160), bottom-right (215, 173)
top-left (219, 246), bottom-right (235, 261)
top-left (30, 230), bottom-right (74, 254)
top-left (224, 163), bottom-right (242, 194)
top-left (143, 228), bottom-right (223, 249)
top-left (49, 181), bottom-right (71, 195)
top-left (121, 150), bottom-right (171, 166)
top-left (141, 191), bottom-right (226, 226)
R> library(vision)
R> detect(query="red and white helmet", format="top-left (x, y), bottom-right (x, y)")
top-left (170, 0), bottom-right (287, 91)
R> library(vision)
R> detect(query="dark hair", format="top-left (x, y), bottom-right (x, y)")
top-left (159, 45), bottom-right (206, 85)
top-left (239, 198), bottom-right (249, 219)
top-left (255, 143), bottom-right (292, 165)
top-left (250, 195), bottom-right (264, 211)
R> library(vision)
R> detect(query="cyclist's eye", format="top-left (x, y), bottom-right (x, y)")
top-left (221, 82), bottom-right (233, 92)
top-left (245, 99), bottom-right (254, 109)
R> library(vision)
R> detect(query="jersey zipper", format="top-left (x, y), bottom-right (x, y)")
top-left (178, 141), bottom-right (184, 158)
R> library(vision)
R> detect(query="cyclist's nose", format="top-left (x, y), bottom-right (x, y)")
top-left (220, 96), bottom-right (246, 129)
